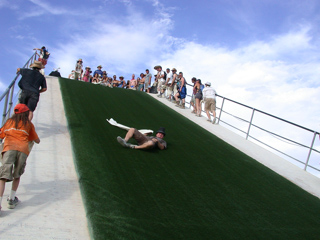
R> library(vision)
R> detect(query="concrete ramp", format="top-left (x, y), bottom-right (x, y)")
top-left (0, 76), bottom-right (90, 239)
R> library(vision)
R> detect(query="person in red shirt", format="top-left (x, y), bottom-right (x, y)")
top-left (0, 104), bottom-right (40, 214)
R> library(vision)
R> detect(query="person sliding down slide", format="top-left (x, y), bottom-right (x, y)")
top-left (117, 127), bottom-right (167, 150)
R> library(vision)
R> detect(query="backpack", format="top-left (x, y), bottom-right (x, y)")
top-left (163, 71), bottom-right (167, 80)
top-left (43, 49), bottom-right (50, 59)
top-left (200, 84), bottom-right (205, 92)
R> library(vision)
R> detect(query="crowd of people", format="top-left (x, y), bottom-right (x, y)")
top-left (68, 59), bottom-right (154, 90)
top-left (68, 59), bottom-right (217, 123)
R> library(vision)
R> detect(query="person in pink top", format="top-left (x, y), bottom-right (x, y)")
top-left (82, 67), bottom-right (91, 82)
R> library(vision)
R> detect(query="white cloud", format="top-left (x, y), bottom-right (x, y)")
top-left (29, 0), bottom-right (69, 14)
top-left (0, 78), bottom-right (7, 92)
top-left (0, 0), bottom-right (18, 9)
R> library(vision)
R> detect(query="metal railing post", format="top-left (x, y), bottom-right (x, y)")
top-left (304, 132), bottom-right (317, 171)
top-left (7, 84), bottom-right (16, 120)
top-left (2, 93), bottom-right (9, 126)
top-left (246, 109), bottom-right (255, 140)
top-left (217, 97), bottom-right (225, 124)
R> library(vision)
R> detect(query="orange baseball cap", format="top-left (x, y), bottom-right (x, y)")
top-left (14, 104), bottom-right (30, 114)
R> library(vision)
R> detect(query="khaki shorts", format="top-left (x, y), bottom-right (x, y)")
top-left (157, 80), bottom-right (166, 90)
top-left (166, 85), bottom-right (173, 96)
top-left (133, 129), bottom-right (156, 148)
top-left (204, 98), bottom-right (216, 112)
top-left (0, 150), bottom-right (28, 181)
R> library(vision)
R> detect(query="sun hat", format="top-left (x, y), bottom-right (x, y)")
top-left (154, 65), bottom-right (161, 70)
top-left (85, 66), bottom-right (91, 69)
top-left (119, 76), bottom-right (124, 79)
top-left (205, 82), bottom-right (211, 86)
top-left (14, 103), bottom-right (30, 114)
top-left (97, 65), bottom-right (102, 68)
top-left (156, 127), bottom-right (166, 136)
top-left (30, 61), bottom-right (43, 69)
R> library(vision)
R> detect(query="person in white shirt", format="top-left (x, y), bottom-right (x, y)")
top-left (74, 59), bottom-right (83, 81)
top-left (154, 65), bottom-right (166, 97)
top-left (202, 82), bottom-right (217, 124)
top-left (165, 68), bottom-right (173, 100)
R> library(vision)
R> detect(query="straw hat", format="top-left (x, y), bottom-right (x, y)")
top-left (30, 61), bottom-right (43, 69)
top-left (154, 65), bottom-right (161, 70)
top-left (97, 65), bottom-right (103, 68)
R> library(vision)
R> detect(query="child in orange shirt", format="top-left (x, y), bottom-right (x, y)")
top-left (0, 104), bottom-right (40, 215)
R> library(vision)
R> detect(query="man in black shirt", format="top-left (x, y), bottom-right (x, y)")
top-left (17, 61), bottom-right (47, 120)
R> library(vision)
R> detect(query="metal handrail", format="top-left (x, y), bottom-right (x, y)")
top-left (0, 51), bottom-right (37, 125)
top-left (183, 82), bottom-right (319, 173)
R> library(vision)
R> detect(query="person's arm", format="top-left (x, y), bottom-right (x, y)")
top-left (17, 68), bottom-right (21, 74)
top-left (39, 88), bottom-right (47, 93)
top-left (151, 138), bottom-right (166, 150)
top-left (193, 84), bottom-right (197, 92)
top-left (165, 74), bottom-right (170, 85)
top-left (148, 75), bottom-right (151, 85)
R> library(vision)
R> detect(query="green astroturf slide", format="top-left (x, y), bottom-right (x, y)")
top-left (59, 78), bottom-right (320, 240)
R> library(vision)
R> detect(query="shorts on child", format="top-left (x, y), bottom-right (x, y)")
top-left (0, 150), bottom-right (28, 182)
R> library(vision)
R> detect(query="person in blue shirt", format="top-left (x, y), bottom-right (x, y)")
top-left (118, 76), bottom-right (126, 88)
top-left (93, 65), bottom-right (103, 78)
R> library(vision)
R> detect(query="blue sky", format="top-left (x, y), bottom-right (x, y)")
top-left (0, 0), bottom-right (319, 133)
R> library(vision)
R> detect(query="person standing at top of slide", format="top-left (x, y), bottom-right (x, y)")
top-left (74, 59), bottom-right (83, 80)
top-left (17, 61), bottom-right (47, 121)
top-left (33, 46), bottom-right (50, 67)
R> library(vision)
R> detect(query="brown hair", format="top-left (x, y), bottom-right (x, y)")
top-left (5, 111), bottom-right (31, 129)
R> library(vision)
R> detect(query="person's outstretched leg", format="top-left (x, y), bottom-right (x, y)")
top-left (117, 128), bottom-right (136, 147)
top-left (124, 128), bottom-right (136, 142)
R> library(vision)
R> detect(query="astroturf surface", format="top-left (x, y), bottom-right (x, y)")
top-left (59, 78), bottom-right (320, 240)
